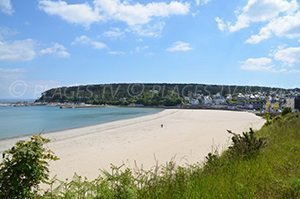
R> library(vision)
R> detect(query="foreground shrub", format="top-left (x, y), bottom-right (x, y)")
top-left (227, 128), bottom-right (266, 158)
top-left (263, 113), bottom-right (272, 126)
top-left (204, 151), bottom-right (219, 168)
top-left (0, 135), bottom-right (58, 199)
top-left (282, 107), bottom-right (292, 116)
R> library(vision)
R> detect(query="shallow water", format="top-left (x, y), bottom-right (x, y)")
top-left (0, 106), bottom-right (161, 139)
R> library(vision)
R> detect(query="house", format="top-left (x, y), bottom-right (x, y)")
top-left (285, 97), bottom-right (300, 111)
top-left (296, 97), bottom-right (300, 110)
top-left (213, 94), bottom-right (226, 105)
top-left (190, 99), bottom-right (200, 106)
top-left (237, 93), bottom-right (246, 100)
top-left (253, 101), bottom-right (265, 110)
top-left (226, 94), bottom-right (232, 100)
top-left (203, 96), bottom-right (213, 105)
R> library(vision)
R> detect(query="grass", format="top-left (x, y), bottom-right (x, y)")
top-left (39, 112), bottom-right (300, 198)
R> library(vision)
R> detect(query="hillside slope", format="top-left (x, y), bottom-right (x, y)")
top-left (40, 112), bottom-right (300, 198)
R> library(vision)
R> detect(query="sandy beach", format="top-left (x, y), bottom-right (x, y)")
top-left (0, 109), bottom-right (265, 181)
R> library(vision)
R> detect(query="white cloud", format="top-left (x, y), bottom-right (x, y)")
top-left (109, 51), bottom-right (125, 55)
top-left (39, 0), bottom-right (190, 34)
top-left (72, 35), bottom-right (107, 49)
top-left (103, 28), bottom-right (124, 39)
top-left (0, 0), bottom-right (13, 15)
top-left (195, 0), bottom-right (211, 6)
top-left (40, 43), bottom-right (70, 58)
top-left (241, 45), bottom-right (300, 73)
top-left (246, 26), bottom-right (272, 44)
top-left (198, 0), bottom-right (211, 6)
top-left (166, 41), bottom-right (192, 52)
top-left (203, 0), bottom-right (211, 4)
top-left (240, 57), bottom-right (273, 72)
top-left (94, 0), bottom-right (190, 26)
top-left (135, 45), bottom-right (149, 53)
top-left (215, 17), bottom-right (226, 31)
top-left (273, 46), bottom-right (300, 65)
top-left (39, 0), bottom-right (189, 37)
top-left (38, 0), bottom-right (102, 27)
top-left (246, 11), bottom-right (300, 44)
top-left (217, 0), bottom-right (298, 32)
top-left (0, 37), bottom-right (72, 61)
top-left (131, 22), bottom-right (165, 37)
top-left (0, 39), bottom-right (36, 61)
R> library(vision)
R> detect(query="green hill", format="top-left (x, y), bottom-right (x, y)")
top-left (36, 83), bottom-right (299, 106)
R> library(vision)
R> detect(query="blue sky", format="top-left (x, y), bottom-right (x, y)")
top-left (0, 0), bottom-right (299, 98)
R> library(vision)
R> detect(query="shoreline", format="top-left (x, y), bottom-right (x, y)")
top-left (0, 105), bottom-right (254, 143)
top-left (0, 108), bottom-right (166, 153)
top-left (0, 106), bottom-right (163, 142)
top-left (0, 109), bottom-right (265, 181)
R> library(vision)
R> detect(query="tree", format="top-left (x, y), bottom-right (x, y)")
top-left (0, 135), bottom-right (58, 199)
top-left (265, 101), bottom-right (271, 112)
top-left (273, 102), bottom-right (280, 112)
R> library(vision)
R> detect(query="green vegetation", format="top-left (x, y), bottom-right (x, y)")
top-left (1, 113), bottom-right (300, 198)
top-left (227, 128), bottom-right (266, 158)
top-left (0, 135), bottom-right (58, 199)
top-left (36, 83), bottom-right (290, 106)
top-left (282, 107), bottom-right (293, 116)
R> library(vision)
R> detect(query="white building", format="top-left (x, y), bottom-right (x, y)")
top-left (190, 99), bottom-right (200, 105)
top-left (204, 96), bottom-right (213, 105)
top-left (213, 93), bottom-right (226, 105)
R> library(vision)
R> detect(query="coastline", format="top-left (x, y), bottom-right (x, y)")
top-left (0, 109), bottom-right (265, 181)
top-left (0, 106), bottom-right (162, 141)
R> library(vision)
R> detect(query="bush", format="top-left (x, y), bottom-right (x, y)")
top-left (227, 128), bottom-right (266, 158)
top-left (263, 113), bottom-right (272, 126)
top-left (282, 107), bottom-right (292, 116)
top-left (0, 135), bottom-right (58, 199)
top-left (204, 151), bottom-right (219, 168)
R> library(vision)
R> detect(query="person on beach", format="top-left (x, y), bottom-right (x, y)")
top-left (161, 124), bottom-right (164, 128)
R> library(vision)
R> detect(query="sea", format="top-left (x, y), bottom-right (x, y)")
top-left (0, 105), bottom-right (161, 140)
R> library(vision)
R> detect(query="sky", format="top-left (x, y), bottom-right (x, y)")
top-left (0, 0), bottom-right (300, 99)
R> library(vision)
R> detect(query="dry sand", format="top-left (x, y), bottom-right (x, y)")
top-left (0, 109), bottom-right (265, 181)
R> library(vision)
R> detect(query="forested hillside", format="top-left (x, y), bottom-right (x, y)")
top-left (36, 83), bottom-right (296, 106)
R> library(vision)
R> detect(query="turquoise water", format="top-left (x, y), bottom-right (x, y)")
top-left (0, 106), bottom-right (161, 140)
